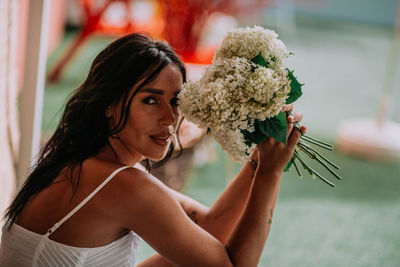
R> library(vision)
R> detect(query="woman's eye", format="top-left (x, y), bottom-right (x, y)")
top-left (142, 97), bottom-right (157, 105)
top-left (171, 97), bottom-right (180, 106)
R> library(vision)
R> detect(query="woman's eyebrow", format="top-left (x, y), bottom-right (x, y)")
top-left (138, 88), bottom-right (164, 95)
top-left (138, 88), bottom-right (180, 96)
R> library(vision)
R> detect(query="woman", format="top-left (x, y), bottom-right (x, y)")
top-left (1, 33), bottom-right (304, 267)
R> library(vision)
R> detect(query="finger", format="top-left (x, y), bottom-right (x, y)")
top-left (286, 121), bottom-right (294, 143)
top-left (292, 111), bottom-right (303, 122)
top-left (287, 127), bottom-right (301, 148)
top-left (287, 114), bottom-right (295, 123)
top-left (281, 104), bottom-right (293, 112)
top-left (287, 111), bottom-right (303, 123)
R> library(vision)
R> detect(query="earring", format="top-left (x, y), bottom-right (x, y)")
top-left (105, 108), bottom-right (111, 118)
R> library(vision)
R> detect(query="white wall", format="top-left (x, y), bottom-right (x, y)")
top-left (0, 0), bottom-right (19, 238)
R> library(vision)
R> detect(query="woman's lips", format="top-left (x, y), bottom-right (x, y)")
top-left (150, 134), bottom-right (171, 146)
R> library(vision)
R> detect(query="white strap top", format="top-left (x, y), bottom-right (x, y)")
top-left (46, 166), bottom-right (131, 237)
top-left (0, 165), bottom-right (141, 267)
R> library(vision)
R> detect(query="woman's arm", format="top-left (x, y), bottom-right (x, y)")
top-left (136, 151), bottom-right (286, 267)
top-left (137, 254), bottom-right (175, 267)
top-left (173, 108), bottom-right (303, 244)
top-left (139, 157), bottom-right (255, 245)
top-left (226, 122), bottom-right (303, 266)
top-left (195, 153), bottom-right (258, 243)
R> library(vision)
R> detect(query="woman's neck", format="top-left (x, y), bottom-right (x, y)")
top-left (97, 138), bottom-right (144, 166)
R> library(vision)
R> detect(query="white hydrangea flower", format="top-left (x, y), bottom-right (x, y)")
top-left (215, 25), bottom-right (289, 67)
top-left (179, 26), bottom-right (292, 162)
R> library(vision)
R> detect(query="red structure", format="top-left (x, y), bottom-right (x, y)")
top-left (47, 0), bottom-right (164, 83)
top-left (159, 0), bottom-right (270, 64)
top-left (47, 0), bottom-right (270, 83)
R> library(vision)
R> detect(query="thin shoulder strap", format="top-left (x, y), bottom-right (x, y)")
top-left (45, 165), bottom-right (132, 237)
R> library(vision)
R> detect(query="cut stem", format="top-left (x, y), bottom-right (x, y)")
top-left (300, 136), bottom-right (333, 151)
top-left (294, 150), bottom-right (335, 187)
top-left (297, 143), bottom-right (342, 180)
top-left (292, 157), bottom-right (302, 178)
top-left (302, 134), bottom-right (334, 148)
top-left (298, 140), bottom-right (340, 169)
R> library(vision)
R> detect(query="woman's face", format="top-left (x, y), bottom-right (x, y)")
top-left (116, 63), bottom-right (183, 162)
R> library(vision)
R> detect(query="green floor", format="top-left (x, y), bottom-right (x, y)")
top-left (44, 17), bottom-right (400, 267)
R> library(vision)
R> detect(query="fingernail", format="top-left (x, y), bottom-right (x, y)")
top-left (288, 116), bottom-right (294, 122)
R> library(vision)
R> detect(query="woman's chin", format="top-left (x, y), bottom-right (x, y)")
top-left (141, 142), bottom-right (172, 162)
top-left (146, 151), bottom-right (169, 162)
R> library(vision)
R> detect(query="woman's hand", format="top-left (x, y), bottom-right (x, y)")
top-left (255, 104), bottom-right (306, 174)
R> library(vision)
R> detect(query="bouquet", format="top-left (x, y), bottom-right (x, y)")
top-left (179, 26), bottom-right (341, 186)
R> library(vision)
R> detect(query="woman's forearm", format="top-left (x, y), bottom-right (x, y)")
top-left (226, 166), bottom-right (282, 267)
top-left (201, 158), bottom-right (257, 243)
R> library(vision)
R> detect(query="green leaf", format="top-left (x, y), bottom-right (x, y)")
top-left (251, 52), bottom-right (268, 68)
top-left (242, 112), bottom-right (288, 149)
top-left (258, 112), bottom-right (288, 145)
top-left (284, 158), bottom-right (293, 172)
top-left (242, 122), bottom-right (266, 146)
top-left (286, 69), bottom-right (303, 104)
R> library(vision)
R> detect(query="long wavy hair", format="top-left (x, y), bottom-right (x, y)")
top-left (4, 33), bottom-right (187, 228)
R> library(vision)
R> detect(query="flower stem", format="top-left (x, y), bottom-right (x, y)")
top-left (300, 136), bottom-right (333, 151)
top-left (298, 140), bottom-right (340, 169)
top-left (301, 134), bottom-right (334, 148)
top-left (297, 143), bottom-right (342, 180)
top-left (294, 150), bottom-right (335, 187)
top-left (292, 156), bottom-right (302, 178)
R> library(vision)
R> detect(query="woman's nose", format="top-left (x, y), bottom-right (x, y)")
top-left (160, 105), bottom-right (177, 126)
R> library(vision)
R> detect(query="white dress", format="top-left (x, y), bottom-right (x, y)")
top-left (0, 166), bottom-right (141, 267)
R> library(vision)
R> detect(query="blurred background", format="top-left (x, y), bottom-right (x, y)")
top-left (1, 0), bottom-right (400, 266)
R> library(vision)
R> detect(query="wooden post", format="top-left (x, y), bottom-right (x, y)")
top-left (17, 0), bottom-right (50, 187)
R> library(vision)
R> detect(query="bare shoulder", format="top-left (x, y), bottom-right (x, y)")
top-left (86, 159), bottom-right (177, 227)
top-left (115, 168), bottom-right (170, 203)
top-left (110, 163), bottom-right (171, 200)
top-left (84, 158), bottom-right (168, 196)
top-left (116, 166), bottom-right (178, 210)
